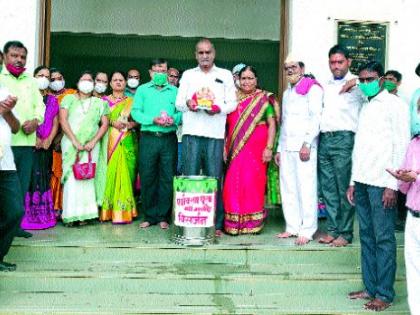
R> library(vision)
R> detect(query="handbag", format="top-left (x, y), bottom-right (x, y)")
top-left (72, 151), bottom-right (96, 180)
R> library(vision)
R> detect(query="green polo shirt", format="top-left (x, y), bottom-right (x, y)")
top-left (131, 81), bottom-right (181, 133)
top-left (0, 66), bottom-right (44, 146)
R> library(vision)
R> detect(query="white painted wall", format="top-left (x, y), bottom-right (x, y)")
top-left (51, 0), bottom-right (281, 41)
top-left (288, 0), bottom-right (420, 97)
top-left (0, 0), bottom-right (41, 72)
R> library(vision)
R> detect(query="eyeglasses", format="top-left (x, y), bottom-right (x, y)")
top-left (168, 75), bottom-right (179, 78)
top-left (358, 76), bottom-right (377, 83)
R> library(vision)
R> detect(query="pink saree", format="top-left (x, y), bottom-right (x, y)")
top-left (223, 91), bottom-right (271, 235)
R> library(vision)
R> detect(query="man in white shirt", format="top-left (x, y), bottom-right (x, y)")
top-left (318, 45), bottom-right (365, 247)
top-left (382, 70), bottom-right (410, 231)
top-left (275, 54), bottom-right (323, 245)
top-left (0, 91), bottom-right (23, 271)
top-left (346, 61), bottom-right (410, 312)
top-left (175, 38), bottom-right (237, 236)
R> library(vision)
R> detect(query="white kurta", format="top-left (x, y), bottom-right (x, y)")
top-left (278, 82), bottom-right (323, 239)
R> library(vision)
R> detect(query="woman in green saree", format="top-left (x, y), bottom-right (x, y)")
top-left (100, 71), bottom-right (138, 223)
top-left (59, 71), bottom-right (109, 226)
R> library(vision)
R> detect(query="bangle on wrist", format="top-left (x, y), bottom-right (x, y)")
top-left (266, 144), bottom-right (273, 150)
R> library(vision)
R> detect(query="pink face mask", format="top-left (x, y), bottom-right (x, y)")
top-left (6, 63), bottom-right (26, 77)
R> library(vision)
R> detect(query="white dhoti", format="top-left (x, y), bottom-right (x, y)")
top-left (279, 150), bottom-right (318, 239)
top-left (405, 211), bottom-right (420, 315)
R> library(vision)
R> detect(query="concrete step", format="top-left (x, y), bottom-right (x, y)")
top-left (0, 220), bottom-right (408, 314)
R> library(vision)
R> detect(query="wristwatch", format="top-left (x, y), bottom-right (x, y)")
top-left (303, 142), bottom-right (311, 149)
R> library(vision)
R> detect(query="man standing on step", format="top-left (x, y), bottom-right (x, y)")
top-left (275, 54), bottom-right (323, 245)
top-left (318, 45), bottom-right (365, 247)
top-left (346, 61), bottom-right (410, 312)
top-left (175, 38), bottom-right (237, 236)
top-left (0, 87), bottom-right (24, 271)
top-left (132, 58), bottom-right (181, 230)
top-left (0, 41), bottom-right (45, 239)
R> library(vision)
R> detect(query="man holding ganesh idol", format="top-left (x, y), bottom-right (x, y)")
top-left (175, 38), bottom-right (237, 237)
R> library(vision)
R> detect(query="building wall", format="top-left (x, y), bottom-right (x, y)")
top-left (49, 0), bottom-right (281, 92)
top-left (0, 0), bottom-right (42, 71)
top-left (51, 0), bottom-right (281, 41)
top-left (288, 0), bottom-right (420, 97)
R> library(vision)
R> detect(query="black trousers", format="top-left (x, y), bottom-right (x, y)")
top-left (0, 171), bottom-right (24, 261)
top-left (138, 132), bottom-right (177, 224)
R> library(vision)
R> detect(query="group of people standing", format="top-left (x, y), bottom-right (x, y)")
top-left (0, 38), bottom-right (419, 313)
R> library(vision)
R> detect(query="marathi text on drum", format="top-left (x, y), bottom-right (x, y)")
top-left (177, 213), bottom-right (208, 225)
top-left (174, 192), bottom-right (216, 228)
top-left (176, 195), bottom-right (213, 207)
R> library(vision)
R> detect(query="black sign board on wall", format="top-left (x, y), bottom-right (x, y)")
top-left (337, 21), bottom-right (387, 74)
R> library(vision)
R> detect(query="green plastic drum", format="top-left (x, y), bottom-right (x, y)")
top-left (171, 176), bottom-right (218, 246)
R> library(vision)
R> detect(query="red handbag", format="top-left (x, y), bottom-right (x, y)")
top-left (72, 151), bottom-right (96, 180)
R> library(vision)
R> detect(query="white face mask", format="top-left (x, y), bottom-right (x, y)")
top-left (36, 77), bottom-right (50, 90)
top-left (94, 82), bottom-right (107, 94)
top-left (78, 80), bottom-right (94, 94)
top-left (49, 80), bottom-right (65, 92)
top-left (127, 78), bottom-right (139, 89)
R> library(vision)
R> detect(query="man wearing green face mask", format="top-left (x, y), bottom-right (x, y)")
top-left (346, 61), bottom-right (410, 312)
top-left (382, 70), bottom-right (402, 95)
top-left (131, 58), bottom-right (181, 230)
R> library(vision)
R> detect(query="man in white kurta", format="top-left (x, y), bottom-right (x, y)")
top-left (275, 56), bottom-right (323, 245)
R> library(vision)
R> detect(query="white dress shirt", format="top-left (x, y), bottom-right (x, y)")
top-left (175, 65), bottom-right (237, 139)
top-left (0, 112), bottom-right (17, 171)
top-left (320, 72), bottom-right (365, 133)
top-left (278, 82), bottom-right (323, 152)
top-left (351, 90), bottom-right (410, 190)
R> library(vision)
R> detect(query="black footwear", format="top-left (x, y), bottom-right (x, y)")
top-left (16, 229), bottom-right (33, 238)
top-left (0, 261), bottom-right (17, 272)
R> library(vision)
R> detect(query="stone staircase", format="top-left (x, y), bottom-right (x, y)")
top-left (0, 217), bottom-right (409, 314)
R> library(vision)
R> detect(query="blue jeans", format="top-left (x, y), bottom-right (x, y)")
top-left (355, 182), bottom-right (396, 303)
top-left (181, 135), bottom-right (224, 230)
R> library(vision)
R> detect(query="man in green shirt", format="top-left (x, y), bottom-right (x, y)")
top-left (131, 58), bottom-right (181, 229)
top-left (0, 41), bottom-right (44, 238)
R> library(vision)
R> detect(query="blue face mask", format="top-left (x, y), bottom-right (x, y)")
top-left (359, 79), bottom-right (381, 97)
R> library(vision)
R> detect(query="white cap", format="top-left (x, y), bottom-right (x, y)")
top-left (232, 63), bottom-right (246, 75)
top-left (284, 52), bottom-right (302, 64)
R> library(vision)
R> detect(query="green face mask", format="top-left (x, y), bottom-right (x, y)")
top-left (153, 72), bottom-right (168, 86)
top-left (359, 79), bottom-right (381, 97)
top-left (382, 80), bottom-right (397, 92)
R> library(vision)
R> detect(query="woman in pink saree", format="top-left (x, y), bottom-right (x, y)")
top-left (223, 66), bottom-right (276, 235)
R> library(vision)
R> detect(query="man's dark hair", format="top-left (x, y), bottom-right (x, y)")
top-left (3, 41), bottom-right (28, 54)
top-left (149, 58), bottom-right (167, 69)
top-left (0, 49), bottom-right (3, 58)
top-left (34, 65), bottom-right (49, 76)
top-left (328, 45), bottom-right (350, 59)
top-left (384, 70), bottom-right (402, 82)
top-left (416, 63), bottom-right (420, 77)
top-left (358, 61), bottom-right (384, 77)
